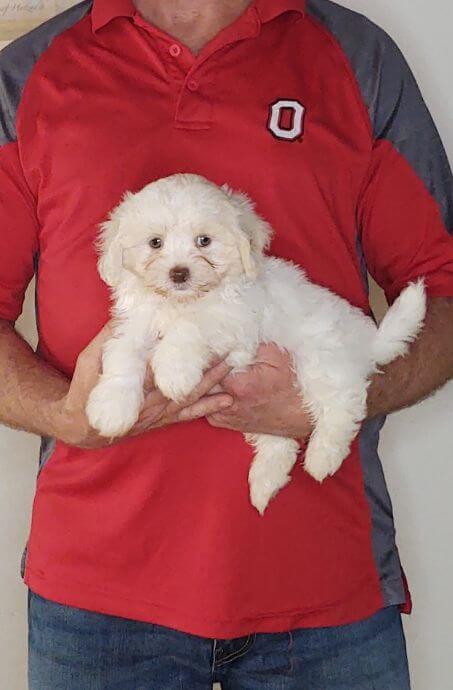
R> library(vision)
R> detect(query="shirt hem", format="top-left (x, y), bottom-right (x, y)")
top-left (25, 567), bottom-right (387, 639)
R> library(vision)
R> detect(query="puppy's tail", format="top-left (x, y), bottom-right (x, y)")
top-left (372, 278), bottom-right (426, 366)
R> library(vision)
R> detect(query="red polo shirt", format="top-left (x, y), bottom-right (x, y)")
top-left (1, 0), bottom-right (453, 637)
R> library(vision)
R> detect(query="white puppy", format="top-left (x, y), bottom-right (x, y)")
top-left (87, 174), bottom-right (426, 514)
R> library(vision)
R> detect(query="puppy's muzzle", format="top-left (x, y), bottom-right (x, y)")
top-left (169, 266), bottom-right (190, 284)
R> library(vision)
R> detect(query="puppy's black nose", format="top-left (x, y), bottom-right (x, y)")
top-left (169, 266), bottom-right (190, 284)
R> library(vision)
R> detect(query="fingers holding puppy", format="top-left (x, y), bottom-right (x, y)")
top-left (138, 360), bottom-right (233, 428)
top-left (175, 392), bottom-right (233, 423)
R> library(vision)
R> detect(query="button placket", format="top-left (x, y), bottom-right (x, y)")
top-left (162, 39), bottom-right (193, 92)
top-left (172, 17), bottom-right (259, 129)
top-left (171, 62), bottom-right (214, 129)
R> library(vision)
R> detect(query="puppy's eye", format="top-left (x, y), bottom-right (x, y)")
top-left (149, 237), bottom-right (163, 249)
top-left (196, 235), bottom-right (212, 248)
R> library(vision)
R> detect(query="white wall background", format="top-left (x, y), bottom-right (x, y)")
top-left (0, 2), bottom-right (452, 689)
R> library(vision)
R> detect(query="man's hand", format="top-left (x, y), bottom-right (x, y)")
top-left (54, 325), bottom-right (234, 449)
top-left (206, 343), bottom-right (313, 439)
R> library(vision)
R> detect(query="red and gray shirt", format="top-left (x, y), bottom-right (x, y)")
top-left (1, 0), bottom-right (452, 637)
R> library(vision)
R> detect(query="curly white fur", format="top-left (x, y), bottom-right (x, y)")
top-left (86, 174), bottom-right (426, 514)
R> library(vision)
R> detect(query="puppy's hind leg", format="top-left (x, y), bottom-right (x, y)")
top-left (303, 390), bottom-right (366, 482)
top-left (247, 434), bottom-right (300, 515)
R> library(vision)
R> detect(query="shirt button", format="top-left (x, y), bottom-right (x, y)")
top-left (187, 79), bottom-right (199, 92)
top-left (169, 43), bottom-right (181, 57)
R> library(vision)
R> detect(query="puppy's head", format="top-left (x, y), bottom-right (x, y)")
top-left (98, 174), bottom-right (272, 301)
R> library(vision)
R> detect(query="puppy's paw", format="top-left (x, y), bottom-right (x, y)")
top-left (248, 458), bottom-right (291, 516)
top-left (86, 378), bottom-right (143, 438)
top-left (153, 360), bottom-right (203, 403)
top-left (303, 441), bottom-right (346, 482)
top-left (303, 454), bottom-right (330, 483)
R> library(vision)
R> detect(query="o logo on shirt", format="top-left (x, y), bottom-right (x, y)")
top-left (268, 99), bottom-right (306, 141)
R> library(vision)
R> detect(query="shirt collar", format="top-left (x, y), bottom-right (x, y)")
top-left (254, 0), bottom-right (306, 23)
top-left (91, 0), bottom-right (136, 33)
top-left (91, 0), bottom-right (305, 33)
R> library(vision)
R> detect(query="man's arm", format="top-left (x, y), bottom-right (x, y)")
top-left (0, 319), bottom-right (233, 449)
top-left (0, 319), bottom-right (70, 439)
top-left (367, 296), bottom-right (453, 418)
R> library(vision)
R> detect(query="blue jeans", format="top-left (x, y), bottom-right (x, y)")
top-left (29, 592), bottom-right (411, 689)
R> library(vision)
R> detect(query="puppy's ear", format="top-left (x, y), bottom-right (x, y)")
top-left (97, 216), bottom-right (124, 288)
top-left (222, 185), bottom-right (273, 279)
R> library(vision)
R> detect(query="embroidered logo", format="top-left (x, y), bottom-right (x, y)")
top-left (268, 99), bottom-right (305, 141)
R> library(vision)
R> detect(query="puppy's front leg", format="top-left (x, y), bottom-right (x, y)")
top-left (86, 316), bottom-right (153, 438)
top-left (151, 320), bottom-right (210, 403)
